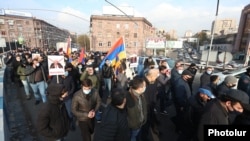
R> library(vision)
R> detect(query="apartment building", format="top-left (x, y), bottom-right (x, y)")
top-left (90, 14), bottom-right (155, 56)
top-left (0, 9), bottom-right (71, 51)
top-left (211, 18), bottom-right (237, 36)
top-left (235, 4), bottom-right (250, 53)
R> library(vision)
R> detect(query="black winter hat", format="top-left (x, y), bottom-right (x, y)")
top-left (47, 83), bottom-right (65, 96)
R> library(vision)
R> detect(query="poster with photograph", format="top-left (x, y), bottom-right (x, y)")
top-left (48, 55), bottom-right (65, 76)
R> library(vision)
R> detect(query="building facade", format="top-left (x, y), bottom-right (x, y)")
top-left (90, 15), bottom-right (155, 56)
top-left (235, 4), bottom-right (250, 54)
top-left (0, 9), bottom-right (71, 51)
top-left (212, 18), bottom-right (237, 36)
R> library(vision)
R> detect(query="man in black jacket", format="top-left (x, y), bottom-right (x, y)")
top-left (102, 59), bottom-right (115, 98)
top-left (93, 88), bottom-right (129, 141)
top-left (197, 89), bottom-right (250, 141)
top-left (36, 83), bottom-right (70, 141)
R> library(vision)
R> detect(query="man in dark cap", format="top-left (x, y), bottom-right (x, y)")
top-left (36, 83), bottom-right (70, 141)
top-left (197, 89), bottom-right (250, 141)
top-left (186, 63), bottom-right (198, 93)
top-left (172, 69), bottom-right (193, 134)
top-left (178, 86), bottom-right (215, 141)
top-left (216, 75), bottom-right (237, 97)
top-left (237, 67), bottom-right (250, 100)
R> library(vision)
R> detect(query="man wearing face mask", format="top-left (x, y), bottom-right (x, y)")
top-left (197, 89), bottom-right (250, 141)
top-left (216, 75), bottom-right (237, 97)
top-left (139, 68), bottom-right (160, 141)
top-left (71, 78), bottom-right (101, 141)
top-left (186, 63), bottom-right (198, 93)
top-left (172, 70), bottom-right (193, 134)
top-left (48, 69), bottom-right (76, 130)
top-left (200, 66), bottom-right (213, 87)
top-left (237, 67), bottom-right (250, 98)
top-left (125, 77), bottom-right (147, 141)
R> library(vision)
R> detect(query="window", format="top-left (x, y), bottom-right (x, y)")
top-left (98, 22), bottom-right (102, 28)
top-left (125, 33), bottom-right (129, 38)
top-left (10, 32), bottom-right (15, 37)
top-left (8, 20), bottom-right (14, 25)
top-left (108, 41), bottom-right (111, 47)
top-left (98, 32), bottom-right (102, 37)
top-left (25, 21), bottom-right (29, 25)
top-left (1, 31), bottom-right (6, 35)
top-left (18, 26), bottom-right (23, 31)
top-left (116, 24), bottom-right (120, 29)
top-left (9, 25), bottom-right (14, 29)
top-left (134, 42), bottom-right (137, 47)
top-left (0, 19), bottom-right (4, 24)
top-left (134, 33), bottom-right (137, 38)
top-left (16, 20), bottom-right (22, 25)
top-left (124, 24), bottom-right (129, 29)
top-left (107, 33), bottom-right (112, 38)
top-left (99, 42), bottom-right (103, 47)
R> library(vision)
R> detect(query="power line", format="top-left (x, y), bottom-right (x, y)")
top-left (7, 8), bottom-right (89, 22)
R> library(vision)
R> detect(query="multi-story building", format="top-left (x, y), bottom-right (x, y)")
top-left (0, 9), bottom-right (71, 51)
top-left (90, 13), bottom-right (155, 56)
top-left (184, 30), bottom-right (193, 38)
top-left (235, 4), bottom-right (250, 53)
top-left (211, 18), bottom-right (237, 36)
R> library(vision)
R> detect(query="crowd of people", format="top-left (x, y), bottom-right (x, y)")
top-left (2, 47), bottom-right (250, 141)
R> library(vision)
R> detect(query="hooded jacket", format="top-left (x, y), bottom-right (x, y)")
top-left (36, 84), bottom-right (70, 139)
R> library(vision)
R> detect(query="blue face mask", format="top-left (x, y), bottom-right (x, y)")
top-left (64, 71), bottom-right (69, 77)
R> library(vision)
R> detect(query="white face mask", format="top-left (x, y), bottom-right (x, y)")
top-left (83, 89), bottom-right (91, 95)
top-left (178, 70), bottom-right (183, 74)
top-left (206, 70), bottom-right (212, 74)
top-left (64, 71), bottom-right (69, 77)
top-left (36, 63), bottom-right (40, 66)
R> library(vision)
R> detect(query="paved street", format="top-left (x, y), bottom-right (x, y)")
top-left (1, 65), bottom-right (203, 141)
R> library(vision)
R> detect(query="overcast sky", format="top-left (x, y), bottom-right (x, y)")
top-left (1, 0), bottom-right (249, 37)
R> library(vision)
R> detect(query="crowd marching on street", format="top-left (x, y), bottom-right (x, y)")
top-left (2, 46), bottom-right (250, 141)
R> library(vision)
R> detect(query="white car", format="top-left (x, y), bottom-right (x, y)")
top-left (212, 67), bottom-right (248, 88)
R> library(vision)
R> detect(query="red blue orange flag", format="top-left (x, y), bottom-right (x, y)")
top-left (78, 48), bottom-right (85, 64)
top-left (99, 37), bottom-right (126, 69)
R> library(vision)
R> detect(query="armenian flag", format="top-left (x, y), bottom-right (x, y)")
top-left (78, 47), bottom-right (86, 64)
top-left (66, 36), bottom-right (71, 56)
top-left (99, 37), bottom-right (126, 69)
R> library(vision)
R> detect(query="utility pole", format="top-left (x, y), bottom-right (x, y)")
top-left (206, 0), bottom-right (219, 67)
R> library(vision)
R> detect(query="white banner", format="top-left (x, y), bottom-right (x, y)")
top-left (166, 41), bottom-right (183, 48)
top-left (145, 38), bottom-right (165, 49)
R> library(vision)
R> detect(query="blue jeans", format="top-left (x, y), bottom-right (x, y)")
top-left (130, 128), bottom-right (141, 141)
top-left (21, 80), bottom-right (30, 96)
top-left (30, 81), bottom-right (47, 102)
top-left (64, 99), bottom-right (73, 119)
top-left (103, 78), bottom-right (111, 97)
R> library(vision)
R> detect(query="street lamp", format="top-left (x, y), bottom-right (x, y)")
top-left (206, 0), bottom-right (220, 67)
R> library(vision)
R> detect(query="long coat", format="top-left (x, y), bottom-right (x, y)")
top-left (36, 95), bottom-right (70, 140)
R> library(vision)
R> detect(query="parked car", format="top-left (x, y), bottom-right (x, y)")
top-left (127, 56), bottom-right (175, 77)
top-left (212, 67), bottom-right (248, 88)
